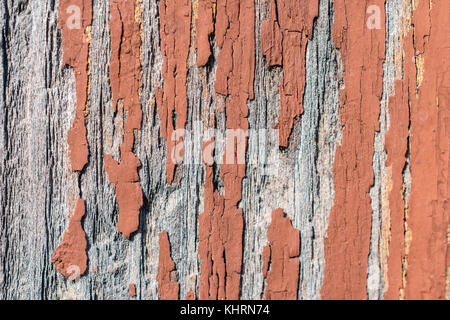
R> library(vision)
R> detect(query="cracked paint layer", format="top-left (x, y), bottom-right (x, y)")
top-left (262, 209), bottom-right (300, 300)
top-left (394, 0), bottom-right (449, 300)
top-left (383, 3), bottom-right (415, 297)
top-left (384, 76), bottom-right (410, 299)
top-left (260, 0), bottom-right (318, 147)
top-left (322, 1), bottom-right (386, 299)
top-left (157, 231), bottom-right (179, 300)
top-left (199, 164), bottom-right (243, 300)
top-left (52, 199), bottom-right (87, 279)
top-left (104, 0), bottom-right (144, 239)
top-left (198, 0), bottom-right (255, 300)
top-left (59, 0), bottom-right (92, 172)
top-left (156, 0), bottom-right (192, 184)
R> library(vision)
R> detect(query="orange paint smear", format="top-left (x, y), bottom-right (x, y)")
top-left (198, 0), bottom-right (255, 300)
top-left (52, 199), bottom-right (87, 279)
top-left (157, 231), bottom-right (180, 300)
top-left (400, 0), bottom-right (449, 300)
top-left (58, 0), bottom-right (91, 172)
top-left (260, 0), bottom-right (318, 148)
top-left (157, 0), bottom-right (192, 184)
top-left (195, 0), bottom-right (215, 67)
top-left (262, 208), bottom-right (300, 300)
top-left (321, 1), bottom-right (386, 299)
top-left (105, 0), bottom-right (143, 239)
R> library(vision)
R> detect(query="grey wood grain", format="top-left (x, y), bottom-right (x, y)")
top-left (0, 0), bottom-right (399, 300)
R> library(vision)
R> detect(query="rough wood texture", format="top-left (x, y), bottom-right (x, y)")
top-left (0, 0), bottom-right (448, 300)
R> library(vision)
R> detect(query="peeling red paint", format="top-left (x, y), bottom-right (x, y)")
top-left (129, 284), bottom-right (136, 298)
top-left (214, 0), bottom-right (255, 111)
top-left (105, 0), bottom-right (143, 239)
top-left (199, 164), bottom-right (243, 300)
top-left (384, 16), bottom-right (417, 299)
top-left (157, 0), bottom-right (191, 184)
top-left (198, 0), bottom-right (255, 300)
top-left (52, 199), bottom-right (87, 279)
top-left (322, 1), bottom-right (386, 299)
top-left (104, 152), bottom-right (143, 239)
top-left (157, 231), bottom-right (179, 300)
top-left (195, 0), bottom-right (215, 67)
top-left (400, 0), bottom-right (449, 300)
top-left (261, 0), bottom-right (318, 147)
top-left (186, 289), bottom-right (195, 300)
top-left (198, 163), bottom-right (225, 300)
top-left (384, 77), bottom-right (410, 299)
top-left (53, 0), bottom-right (91, 279)
top-left (262, 208), bottom-right (300, 300)
top-left (384, 0), bottom-right (449, 300)
top-left (58, 0), bottom-right (92, 172)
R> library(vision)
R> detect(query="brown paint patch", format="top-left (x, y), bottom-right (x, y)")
top-left (52, 199), bottom-right (87, 279)
top-left (157, 231), bottom-right (180, 300)
top-left (262, 208), bottom-right (300, 300)
top-left (129, 284), bottom-right (136, 298)
top-left (321, 1), bottom-right (386, 299)
top-left (58, 0), bottom-right (92, 172)
top-left (401, 0), bottom-right (449, 300)
top-left (105, 0), bottom-right (144, 239)
top-left (157, 0), bottom-right (192, 184)
top-left (260, 0), bottom-right (318, 147)
top-left (195, 0), bottom-right (215, 67)
top-left (198, 0), bottom-right (255, 300)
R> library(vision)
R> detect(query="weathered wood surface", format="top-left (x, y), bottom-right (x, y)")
top-left (0, 0), bottom-right (448, 300)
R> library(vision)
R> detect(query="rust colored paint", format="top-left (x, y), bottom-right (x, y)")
top-left (52, 199), bottom-right (87, 279)
top-left (195, 0), bottom-right (215, 67)
top-left (384, 0), bottom-right (449, 300)
top-left (384, 78), bottom-right (410, 299)
top-left (53, 0), bottom-right (91, 280)
top-left (198, 0), bottom-right (255, 300)
top-left (129, 284), bottom-right (136, 298)
top-left (186, 289), bottom-right (195, 300)
top-left (199, 164), bottom-right (243, 300)
top-left (157, 0), bottom-right (191, 184)
top-left (383, 8), bottom-right (418, 298)
top-left (262, 208), bottom-right (300, 300)
top-left (260, 0), bottom-right (318, 147)
top-left (198, 163), bottom-right (224, 299)
top-left (157, 231), bottom-right (180, 300)
top-left (400, 0), bottom-right (449, 300)
top-left (321, 1), bottom-right (386, 299)
top-left (214, 0), bottom-right (255, 111)
top-left (58, 0), bottom-right (92, 172)
top-left (105, 0), bottom-right (144, 239)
